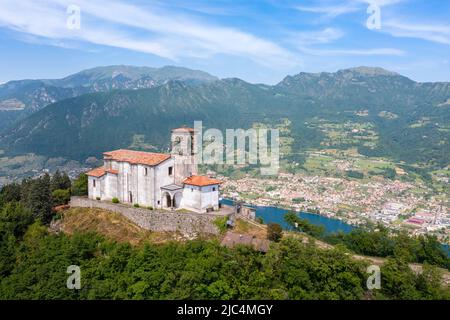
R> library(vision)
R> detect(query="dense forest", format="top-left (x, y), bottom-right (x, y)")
top-left (0, 174), bottom-right (449, 300)
top-left (284, 212), bottom-right (450, 270)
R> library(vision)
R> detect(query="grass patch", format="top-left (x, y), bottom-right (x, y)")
top-left (214, 216), bottom-right (228, 234)
top-left (233, 218), bottom-right (267, 239)
top-left (60, 207), bottom-right (185, 245)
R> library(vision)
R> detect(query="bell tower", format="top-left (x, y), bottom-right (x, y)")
top-left (171, 127), bottom-right (198, 184)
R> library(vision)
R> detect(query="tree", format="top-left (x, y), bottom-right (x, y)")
top-left (267, 223), bottom-right (283, 242)
top-left (284, 211), bottom-right (324, 238)
top-left (0, 183), bottom-right (22, 207)
top-left (0, 202), bottom-right (34, 238)
top-left (51, 170), bottom-right (72, 192)
top-left (28, 174), bottom-right (53, 224)
top-left (380, 257), bottom-right (421, 300)
top-left (416, 235), bottom-right (450, 269)
top-left (71, 173), bottom-right (88, 196)
top-left (415, 263), bottom-right (450, 300)
top-left (346, 170), bottom-right (364, 179)
top-left (52, 189), bottom-right (71, 206)
top-left (0, 202), bottom-right (34, 277)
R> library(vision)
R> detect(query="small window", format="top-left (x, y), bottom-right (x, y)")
top-left (93, 179), bottom-right (96, 187)
top-left (168, 166), bottom-right (173, 176)
top-left (212, 187), bottom-right (216, 191)
top-left (157, 200), bottom-right (160, 205)
top-left (144, 167), bottom-right (148, 176)
top-left (191, 188), bottom-right (193, 192)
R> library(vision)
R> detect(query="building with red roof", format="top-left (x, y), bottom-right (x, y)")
top-left (86, 128), bottom-right (221, 213)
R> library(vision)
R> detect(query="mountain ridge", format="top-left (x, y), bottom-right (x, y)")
top-left (0, 65), bottom-right (449, 169)
top-left (0, 65), bottom-right (219, 129)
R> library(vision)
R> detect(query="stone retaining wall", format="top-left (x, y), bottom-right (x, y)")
top-left (70, 197), bottom-right (230, 237)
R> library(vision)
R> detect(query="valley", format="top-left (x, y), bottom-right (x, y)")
top-left (0, 65), bottom-right (448, 243)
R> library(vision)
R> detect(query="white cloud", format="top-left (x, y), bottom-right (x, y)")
top-left (295, 0), bottom-right (405, 19)
top-left (356, 0), bottom-right (404, 6)
top-left (289, 28), bottom-right (345, 45)
top-left (383, 20), bottom-right (450, 45)
top-left (0, 0), bottom-right (301, 68)
top-left (295, 3), bottom-right (361, 18)
top-left (299, 47), bottom-right (405, 56)
top-left (286, 27), bottom-right (403, 57)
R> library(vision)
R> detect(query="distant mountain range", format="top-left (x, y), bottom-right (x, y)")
top-left (0, 65), bottom-right (218, 129)
top-left (0, 65), bottom-right (449, 168)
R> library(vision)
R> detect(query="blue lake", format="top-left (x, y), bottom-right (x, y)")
top-left (443, 244), bottom-right (450, 257)
top-left (221, 198), bottom-right (354, 235)
top-left (221, 198), bottom-right (449, 257)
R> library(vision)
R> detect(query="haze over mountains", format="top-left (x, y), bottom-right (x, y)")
top-left (0, 65), bottom-right (449, 170)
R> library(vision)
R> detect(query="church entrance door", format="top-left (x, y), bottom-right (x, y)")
top-left (165, 194), bottom-right (171, 208)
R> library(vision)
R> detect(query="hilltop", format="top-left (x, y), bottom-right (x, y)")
top-left (54, 205), bottom-right (450, 285)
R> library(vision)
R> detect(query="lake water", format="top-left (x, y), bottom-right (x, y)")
top-left (221, 198), bottom-right (354, 234)
top-left (443, 244), bottom-right (450, 257)
top-left (221, 198), bottom-right (449, 257)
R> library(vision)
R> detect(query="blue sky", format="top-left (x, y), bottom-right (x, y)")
top-left (0, 0), bottom-right (449, 84)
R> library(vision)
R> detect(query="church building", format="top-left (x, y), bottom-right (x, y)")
top-left (86, 127), bottom-right (221, 213)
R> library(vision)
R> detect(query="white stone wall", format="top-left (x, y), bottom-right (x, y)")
top-left (70, 196), bottom-right (230, 237)
top-left (154, 159), bottom-right (176, 208)
top-left (103, 173), bottom-right (118, 200)
top-left (200, 185), bottom-right (220, 211)
top-left (180, 184), bottom-right (219, 213)
top-left (171, 131), bottom-right (198, 184)
top-left (88, 176), bottom-right (105, 200)
top-left (180, 185), bottom-right (202, 212)
top-left (99, 158), bottom-right (176, 208)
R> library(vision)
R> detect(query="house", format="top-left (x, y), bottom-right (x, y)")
top-left (86, 127), bottom-right (222, 213)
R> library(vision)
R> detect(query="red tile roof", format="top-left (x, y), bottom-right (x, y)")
top-left (86, 167), bottom-right (118, 177)
top-left (183, 175), bottom-right (222, 187)
top-left (86, 167), bottom-right (106, 177)
top-left (103, 149), bottom-right (171, 166)
top-left (406, 218), bottom-right (426, 225)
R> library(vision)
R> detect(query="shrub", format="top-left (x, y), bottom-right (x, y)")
top-left (346, 170), bottom-right (364, 179)
top-left (147, 206), bottom-right (153, 210)
top-left (51, 170), bottom-right (71, 192)
top-left (71, 173), bottom-right (88, 196)
top-left (134, 203), bottom-right (140, 208)
top-left (214, 216), bottom-right (228, 234)
top-left (112, 197), bottom-right (119, 204)
top-left (96, 197), bottom-right (101, 201)
top-left (267, 223), bottom-right (283, 242)
top-left (52, 189), bottom-right (71, 206)
top-left (292, 197), bottom-right (305, 203)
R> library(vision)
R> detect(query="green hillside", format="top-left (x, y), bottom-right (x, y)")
top-left (0, 65), bottom-right (218, 130)
top-left (0, 66), bottom-right (449, 169)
